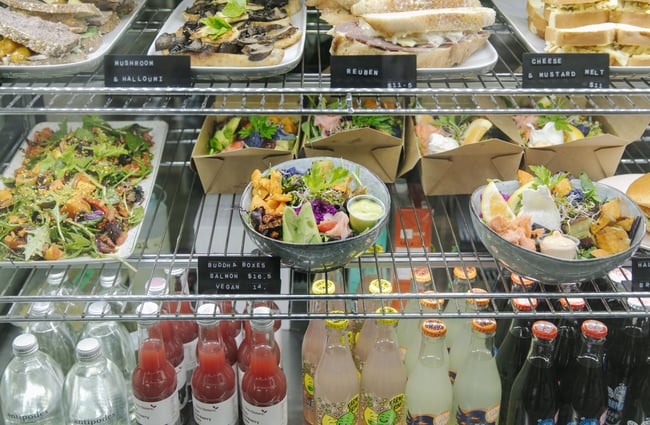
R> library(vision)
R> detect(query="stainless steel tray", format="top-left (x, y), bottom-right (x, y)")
top-left (0, 0), bottom-right (146, 78)
top-left (0, 119), bottom-right (168, 267)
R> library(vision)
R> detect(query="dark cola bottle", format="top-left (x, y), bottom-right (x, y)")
top-left (621, 358), bottom-right (650, 425)
top-left (557, 320), bottom-right (609, 425)
top-left (506, 320), bottom-right (559, 425)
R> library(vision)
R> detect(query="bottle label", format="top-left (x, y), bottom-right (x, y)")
top-left (448, 370), bottom-right (457, 384)
top-left (175, 363), bottom-right (187, 408)
top-left (316, 394), bottom-right (359, 425)
top-left (455, 403), bottom-right (499, 425)
top-left (406, 409), bottom-right (450, 425)
top-left (192, 392), bottom-right (238, 425)
top-left (607, 383), bottom-right (628, 425)
top-left (4, 409), bottom-right (60, 423)
top-left (70, 412), bottom-right (118, 424)
top-left (625, 421), bottom-right (650, 425)
top-left (360, 392), bottom-right (405, 425)
top-left (302, 361), bottom-right (315, 414)
top-left (241, 395), bottom-right (287, 425)
top-left (134, 392), bottom-right (180, 425)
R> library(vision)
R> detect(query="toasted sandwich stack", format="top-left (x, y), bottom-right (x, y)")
top-left (308, 0), bottom-right (496, 68)
top-left (528, 0), bottom-right (650, 66)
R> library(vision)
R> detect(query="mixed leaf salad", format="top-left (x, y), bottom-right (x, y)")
top-left (0, 116), bottom-right (155, 261)
top-left (414, 115), bottom-right (501, 154)
top-left (511, 96), bottom-right (603, 147)
top-left (247, 159), bottom-right (369, 243)
top-left (482, 165), bottom-right (641, 259)
top-left (301, 98), bottom-right (403, 141)
top-left (208, 115), bottom-right (298, 154)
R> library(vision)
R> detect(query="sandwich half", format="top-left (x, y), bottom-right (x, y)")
top-left (543, 0), bottom-right (615, 28)
top-left (610, 0), bottom-right (650, 27)
top-left (329, 7), bottom-right (496, 68)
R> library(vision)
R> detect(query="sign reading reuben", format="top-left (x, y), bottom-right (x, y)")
top-left (331, 55), bottom-right (416, 89)
top-left (105, 55), bottom-right (191, 87)
top-left (198, 256), bottom-right (281, 294)
top-left (522, 53), bottom-right (609, 89)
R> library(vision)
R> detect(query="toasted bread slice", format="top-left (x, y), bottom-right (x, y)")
top-left (545, 22), bottom-right (616, 46)
top-left (360, 7), bottom-right (496, 35)
top-left (527, 0), bottom-right (547, 37)
top-left (350, 0), bottom-right (481, 15)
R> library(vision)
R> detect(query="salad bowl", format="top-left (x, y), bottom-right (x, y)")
top-left (239, 157), bottom-right (391, 271)
top-left (469, 179), bottom-right (646, 284)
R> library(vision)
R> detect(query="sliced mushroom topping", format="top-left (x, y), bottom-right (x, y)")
top-left (265, 25), bottom-right (297, 41)
top-left (242, 43), bottom-right (274, 61)
top-left (155, 32), bottom-right (184, 51)
top-left (249, 7), bottom-right (287, 22)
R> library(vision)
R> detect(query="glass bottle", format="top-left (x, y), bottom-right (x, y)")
top-left (406, 319), bottom-right (453, 425)
top-left (26, 301), bottom-right (77, 375)
top-left (237, 306), bottom-right (281, 390)
top-left (506, 320), bottom-right (559, 425)
top-left (241, 306), bottom-right (288, 425)
top-left (557, 319), bottom-right (609, 425)
top-left (132, 302), bottom-right (180, 425)
top-left (63, 337), bottom-right (130, 425)
top-left (40, 269), bottom-right (85, 335)
top-left (444, 267), bottom-right (478, 350)
top-left (192, 303), bottom-right (238, 425)
top-left (314, 313), bottom-right (360, 425)
top-left (496, 297), bottom-right (538, 424)
top-left (451, 318), bottom-right (501, 425)
top-left (219, 300), bottom-right (242, 346)
top-left (447, 288), bottom-right (490, 383)
top-left (302, 278), bottom-right (337, 425)
top-left (404, 293), bottom-right (447, 375)
top-left (396, 267), bottom-right (433, 360)
top-left (96, 267), bottom-right (130, 315)
top-left (354, 278), bottom-right (394, 371)
top-left (605, 297), bottom-right (650, 425)
top-left (495, 273), bottom-right (537, 349)
top-left (359, 306), bottom-right (407, 425)
top-left (555, 297), bottom-right (586, 386)
top-left (0, 333), bottom-right (65, 425)
top-left (80, 301), bottom-right (136, 422)
top-left (145, 276), bottom-right (189, 420)
top-left (620, 356), bottom-right (650, 425)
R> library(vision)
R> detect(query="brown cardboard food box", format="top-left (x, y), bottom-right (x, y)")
top-left (301, 99), bottom-right (412, 183)
top-left (484, 96), bottom-right (650, 180)
top-left (191, 113), bottom-right (301, 194)
top-left (402, 117), bottom-right (524, 195)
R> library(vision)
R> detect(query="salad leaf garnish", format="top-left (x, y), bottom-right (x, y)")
top-left (579, 172), bottom-right (602, 203)
top-left (197, 16), bottom-right (232, 39)
top-left (239, 116), bottom-right (277, 140)
top-left (530, 165), bottom-right (567, 191)
top-left (303, 161), bottom-right (349, 193)
top-left (222, 0), bottom-right (246, 17)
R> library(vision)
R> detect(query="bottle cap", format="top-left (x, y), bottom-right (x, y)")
top-left (325, 311), bottom-right (349, 329)
top-left (145, 277), bottom-right (168, 296)
top-left (368, 279), bottom-right (393, 295)
top-left (422, 319), bottom-right (447, 338)
top-left (375, 306), bottom-right (399, 325)
top-left (29, 302), bottom-right (52, 316)
top-left (86, 301), bottom-right (112, 316)
top-left (581, 319), bottom-right (607, 339)
top-left (76, 338), bottom-right (102, 360)
top-left (420, 291), bottom-right (444, 309)
top-left (510, 273), bottom-right (536, 287)
top-left (251, 306), bottom-right (274, 330)
top-left (412, 267), bottom-right (432, 283)
top-left (467, 288), bottom-right (490, 307)
top-left (559, 297), bottom-right (586, 311)
top-left (136, 301), bottom-right (160, 316)
top-left (627, 297), bottom-right (650, 311)
top-left (471, 318), bottom-right (497, 334)
top-left (531, 320), bottom-right (558, 340)
top-left (453, 266), bottom-right (477, 280)
top-left (512, 297), bottom-right (538, 311)
top-left (196, 303), bottom-right (220, 326)
top-left (164, 268), bottom-right (186, 277)
top-left (46, 269), bottom-right (66, 285)
top-left (312, 279), bottom-right (336, 295)
top-left (99, 269), bottom-right (122, 288)
top-left (12, 333), bottom-right (38, 356)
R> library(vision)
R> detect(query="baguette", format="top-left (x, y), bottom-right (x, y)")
top-left (350, 0), bottom-right (481, 15)
top-left (360, 7), bottom-right (496, 35)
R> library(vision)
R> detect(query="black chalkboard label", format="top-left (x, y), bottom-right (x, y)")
top-left (522, 53), bottom-right (609, 89)
top-left (632, 256), bottom-right (650, 292)
top-left (197, 256), bottom-right (282, 294)
top-left (104, 55), bottom-right (191, 87)
top-left (331, 55), bottom-right (417, 89)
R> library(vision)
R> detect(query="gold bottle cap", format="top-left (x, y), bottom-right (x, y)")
top-left (375, 306), bottom-right (399, 325)
top-left (471, 317), bottom-right (497, 334)
top-left (453, 266), bottom-right (477, 280)
top-left (312, 279), bottom-right (336, 295)
top-left (369, 279), bottom-right (393, 295)
top-left (422, 319), bottom-right (447, 338)
top-left (420, 290), bottom-right (444, 309)
top-left (467, 288), bottom-right (490, 307)
top-left (413, 267), bottom-right (432, 283)
top-left (325, 311), bottom-right (349, 329)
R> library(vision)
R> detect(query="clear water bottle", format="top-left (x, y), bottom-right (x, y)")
top-left (96, 268), bottom-right (130, 315)
top-left (0, 333), bottom-right (65, 424)
top-left (40, 269), bottom-right (85, 335)
top-left (80, 301), bottom-right (137, 423)
top-left (26, 301), bottom-right (77, 374)
top-left (63, 337), bottom-right (130, 425)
